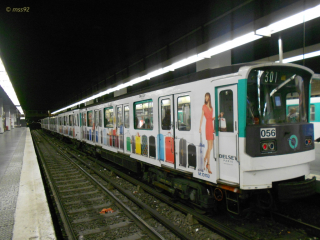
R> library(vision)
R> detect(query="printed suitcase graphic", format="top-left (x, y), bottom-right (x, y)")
top-left (188, 144), bottom-right (197, 169)
top-left (108, 134), bottom-right (111, 146)
top-left (120, 135), bottom-right (124, 150)
top-left (142, 135), bottom-right (148, 156)
top-left (131, 136), bottom-right (136, 154)
top-left (135, 136), bottom-right (141, 155)
top-left (198, 133), bottom-right (205, 171)
top-left (115, 135), bottom-right (119, 148)
top-left (126, 137), bottom-right (131, 152)
top-left (165, 136), bottom-right (174, 164)
top-left (149, 136), bottom-right (156, 159)
top-left (157, 134), bottom-right (164, 161)
top-left (179, 138), bottom-right (187, 167)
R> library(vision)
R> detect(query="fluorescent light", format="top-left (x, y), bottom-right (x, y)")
top-left (256, 4), bottom-right (320, 36)
top-left (52, 4), bottom-right (320, 115)
top-left (274, 50), bottom-right (320, 63)
top-left (198, 32), bottom-right (262, 58)
top-left (0, 58), bottom-right (24, 114)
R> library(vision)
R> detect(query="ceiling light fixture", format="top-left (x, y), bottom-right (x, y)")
top-left (52, 4), bottom-right (320, 115)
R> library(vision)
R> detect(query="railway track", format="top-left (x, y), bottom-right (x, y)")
top-left (32, 130), bottom-right (190, 240)
top-left (34, 130), bottom-right (255, 240)
top-left (34, 129), bottom-right (320, 239)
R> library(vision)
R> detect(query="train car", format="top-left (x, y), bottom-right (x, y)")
top-left (45, 62), bottom-right (317, 214)
top-left (41, 117), bottom-right (49, 130)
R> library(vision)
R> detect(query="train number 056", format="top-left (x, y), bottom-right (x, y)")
top-left (260, 128), bottom-right (276, 138)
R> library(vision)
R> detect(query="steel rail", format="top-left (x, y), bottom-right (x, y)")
top-left (32, 131), bottom-right (77, 240)
top-left (37, 130), bottom-right (167, 240)
top-left (46, 131), bottom-right (251, 240)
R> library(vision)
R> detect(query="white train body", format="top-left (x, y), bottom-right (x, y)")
top-left (42, 62), bottom-right (317, 207)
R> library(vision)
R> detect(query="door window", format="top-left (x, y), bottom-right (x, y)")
top-left (177, 96), bottom-right (191, 131)
top-left (219, 90), bottom-right (234, 132)
top-left (117, 106), bottom-right (123, 128)
top-left (124, 105), bottom-right (129, 128)
top-left (87, 111), bottom-right (93, 127)
top-left (161, 99), bottom-right (171, 130)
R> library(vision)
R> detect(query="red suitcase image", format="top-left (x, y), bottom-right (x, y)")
top-left (165, 134), bottom-right (174, 164)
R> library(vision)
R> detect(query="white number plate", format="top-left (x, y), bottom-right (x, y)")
top-left (260, 128), bottom-right (276, 138)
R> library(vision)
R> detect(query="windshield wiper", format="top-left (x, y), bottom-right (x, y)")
top-left (270, 74), bottom-right (296, 97)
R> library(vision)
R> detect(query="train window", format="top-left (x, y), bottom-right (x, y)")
top-left (95, 110), bottom-right (99, 127)
top-left (247, 67), bottom-right (311, 125)
top-left (310, 105), bottom-right (315, 121)
top-left (87, 111), bottom-right (93, 127)
top-left (177, 96), bottom-right (191, 131)
top-left (161, 99), bottom-right (171, 130)
top-left (134, 100), bottom-right (153, 130)
top-left (73, 114), bottom-right (77, 126)
top-left (99, 110), bottom-right (102, 127)
top-left (116, 106), bottom-right (123, 128)
top-left (286, 92), bottom-right (299, 123)
top-left (82, 112), bottom-right (87, 126)
top-left (124, 105), bottom-right (129, 128)
top-left (104, 107), bottom-right (113, 128)
top-left (219, 90), bottom-right (234, 132)
top-left (69, 115), bottom-right (73, 126)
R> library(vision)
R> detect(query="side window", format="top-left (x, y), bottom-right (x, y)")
top-left (310, 105), bottom-right (315, 121)
top-left (87, 111), bottom-right (93, 127)
top-left (104, 107), bottom-right (113, 128)
top-left (161, 99), bottom-right (171, 130)
top-left (286, 92), bottom-right (299, 123)
top-left (177, 96), bottom-right (191, 131)
top-left (95, 110), bottom-right (99, 127)
top-left (69, 115), bottom-right (73, 126)
top-left (83, 113), bottom-right (87, 126)
top-left (117, 106), bottom-right (123, 128)
top-left (99, 110), bottom-right (102, 127)
top-left (219, 90), bottom-right (234, 132)
top-left (134, 100), bottom-right (153, 130)
top-left (124, 105), bottom-right (129, 128)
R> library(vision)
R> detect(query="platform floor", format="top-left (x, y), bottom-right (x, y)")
top-left (0, 128), bottom-right (55, 240)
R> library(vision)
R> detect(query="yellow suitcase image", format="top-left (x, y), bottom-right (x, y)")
top-left (135, 135), bottom-right (141, 155)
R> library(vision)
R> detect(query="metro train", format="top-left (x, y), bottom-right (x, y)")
top-left (41, 62), bottom-right (317, 214)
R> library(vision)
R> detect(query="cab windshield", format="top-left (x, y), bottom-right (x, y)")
top-left (246, 66), bottom-right (312, 125)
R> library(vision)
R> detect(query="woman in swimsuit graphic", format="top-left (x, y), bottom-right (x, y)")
top-left (199, 92), bottom-right (221, 174)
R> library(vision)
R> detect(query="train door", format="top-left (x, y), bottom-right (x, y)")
top-left (94, 109), bottom-right (101, 144)
top-left (217, 85), bottom-right (239, 184)
top-left (158, 96), bottom-right (174, 166)
top-left (124, 105), bottom-right (130, 153)
top-left (174, 93), bottom-right (192, 170)
top-left (116, 105), bottom-right (124, 151)
top-left (74, 112), bottom-right (80, 139)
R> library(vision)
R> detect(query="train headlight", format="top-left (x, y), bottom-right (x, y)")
top-left (261, 140), bottom-right (276, 152)
top-left (262, 143), bottom-right (268, 150)
top-left (268, 142), bottom-right (275, 150)
top-left (305, 137), bottom-right (313, 146)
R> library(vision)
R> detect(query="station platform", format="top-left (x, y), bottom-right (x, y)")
top-left (0, 128), bottom-right (56, 240)
top-left (309, 142), bottom-right (320, 193)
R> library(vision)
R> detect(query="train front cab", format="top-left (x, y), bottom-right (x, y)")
top-left (239, 64), bottom-right (316, 205)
